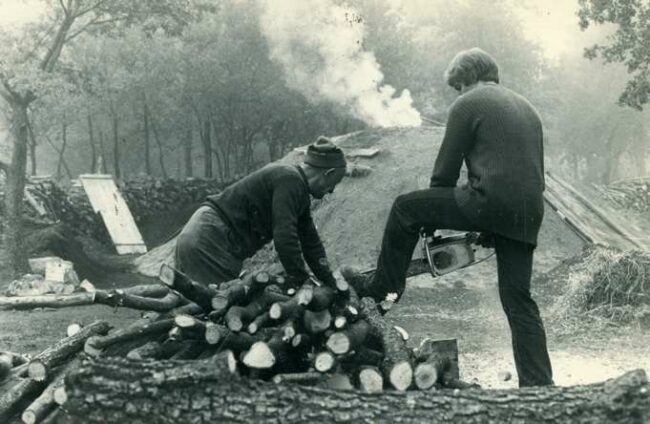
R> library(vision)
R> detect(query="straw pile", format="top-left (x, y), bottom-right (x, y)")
top-left (553, 245), bottom-right (650, 326)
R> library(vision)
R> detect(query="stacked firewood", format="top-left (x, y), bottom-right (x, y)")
top-left (0, 266), bottom-right (461, 423)
top-left (595, 179), bottom-right (650, 213)
top-left (157, 265), bottom-right (460, 392)
top-left (15, 177), bottom-right (235, 242)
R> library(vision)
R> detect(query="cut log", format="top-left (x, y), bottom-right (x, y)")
top-left (211, 284), bottom-right (250, 316)
top-left (317, 373), bottom-right (355, 391)
top-left (160, 265), bottom-right (216, 310)
top-left (303, 309), bottom-right (332, 334)
top-left (174, 314), bottom-right (207, 339)
top-left (57, 357), bottom-right (650, 424)
top-left (226, 286), bottom-right (289, 332)
top-left (314, 351), bottom-right (337, 373)
top-left (118, 284), bottom-right (170, 298)
top-left (0, 293), bottom-right (95, 310)
top-left (415, 338), bottom-right (459, 383)
top-left (170, 340), bottom-right (205, 360)
top-left (94, 290), bottom-right (183, 312)
top-left (344, 347), bottom-right (383, 368)
top-left (305, 286), bottom-right (334, 311)
top-left (211, 271), bottom-right (275, 316)
top-left (0, 354), bottom-right (12, 382)
top-left (414, 362), bottom-right (442, 390)
top-left (269, 299), bottom-right (304, 321)
top-left (291, 334), bottom-right (312, 351)
top-left (357, 366), bottom-right (383, 393)
top-left (53, 386), bottom-right (67, 406)
top-left (40, 408), bottom-right (60, 424)
top-left (66, 323), bottom-right (82, 337)
top-left (204, 322), bottom-right (222, 345)
top-left (242, 342), bottom-right (275, 369)
top-left (243, 330), bottom-right (297, 373)
top-left (334, 316), bottom-right (347, 329)
top-left (0, 378), bottom-right (45, 422)
top-left (84, 317), bottom-right (173, 358)
top-left (27, 321), bottom-right (111, 382)
top-left (359, 297), bottom-right (412, 391)
top-left (168, 302), bottom-right (203, 317)
top-left (247, 312), bottom-right (272, 334)
top-left (22, 359), bottom-right (77, 424)
top-left (203, 324), bottom-right (274, 353)
top-left (326, 320), bottom-right (371, 355)
top-left (126, 340), bottom-right (184, 361)
top-left (272, 372), bottom-right (324, 386)
top-left (0, 351), bottom-right (30, 367)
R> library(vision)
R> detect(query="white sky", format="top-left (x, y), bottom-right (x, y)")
top-left (0, 0), bottom-right (599, 61)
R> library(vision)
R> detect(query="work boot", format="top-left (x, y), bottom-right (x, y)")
top-left (339, 265), bottom-right (373, 297)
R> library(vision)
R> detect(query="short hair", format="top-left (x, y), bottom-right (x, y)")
top-left (444, 48), bottom-right (499, 89)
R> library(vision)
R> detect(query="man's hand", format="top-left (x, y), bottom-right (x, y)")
top-left (475, 232), bottom-right (495, 248)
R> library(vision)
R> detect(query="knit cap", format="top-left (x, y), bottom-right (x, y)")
top-left (304, 136), bottom-right (346, 168)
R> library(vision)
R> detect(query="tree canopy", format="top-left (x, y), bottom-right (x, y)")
top-left (578, 0), bottom-right (650, 109)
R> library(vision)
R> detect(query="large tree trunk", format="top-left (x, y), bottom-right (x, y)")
top-left (56, 115), bottom-right (68, 181)
top-left (183, 126), bottom-right (193, 178)
top-left (98, 130), bottom-right (107, 173)
top-left (142, 99), bottom-right (152, 175)
top-left (28, 132), bottom-right (36, 176)
top-left (110, 109), bottom-right (121, 180)
top-left (86, 110), bottom-right (97, 173)
top-left (55, 357), bottom-right (649, 424)
top-left (4, 101), bottom-right (30, 275)
top-left (201, 119), bottom-right (212, 178)
top-left (150, 112), bottom-right (168, 179)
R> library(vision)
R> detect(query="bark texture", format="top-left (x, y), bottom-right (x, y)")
top-left (55, 357), bottom-right (650, 424)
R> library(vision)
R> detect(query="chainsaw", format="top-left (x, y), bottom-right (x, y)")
top-left (419, 230), bottom-right (495, 277)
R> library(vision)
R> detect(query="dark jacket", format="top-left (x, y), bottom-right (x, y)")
top-left (205, 163), bottom-right (336, 285)
top-left (430, 84), bottom-right (545, 245)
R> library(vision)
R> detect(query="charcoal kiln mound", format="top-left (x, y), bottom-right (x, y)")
top-left (135, 126), bottom-right (584, 280)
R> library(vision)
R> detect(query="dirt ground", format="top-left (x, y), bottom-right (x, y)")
top-left (1, 126), bottom-right (648, 390)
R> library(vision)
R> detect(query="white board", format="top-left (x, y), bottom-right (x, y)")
top-left (79, 174), bottom-right (147, 255)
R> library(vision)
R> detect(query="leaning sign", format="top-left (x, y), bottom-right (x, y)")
top-left (79, 174), bottom-right (147, 255)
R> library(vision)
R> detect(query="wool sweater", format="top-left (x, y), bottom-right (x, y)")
top-left (430, 83), bottom-right (545, 245)
top-left (205, 163), bottom-right (335, 286)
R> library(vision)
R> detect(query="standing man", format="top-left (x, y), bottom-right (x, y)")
top-left (344, 48), bottom-right (553, 387)
top-left (176, 136), bottom-right (346, 289)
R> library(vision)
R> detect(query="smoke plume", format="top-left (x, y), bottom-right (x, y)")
top-left (259, 0), bottom-right (421, 127)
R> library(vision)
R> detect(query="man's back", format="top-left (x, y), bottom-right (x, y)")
top-left (435, 83), bottom-right (545, 245)
top-left (205, 163), bottom-right (310, 258)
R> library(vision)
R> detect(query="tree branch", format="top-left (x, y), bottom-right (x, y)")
top-left (21, 22), bottom-right (58, 64)
top-left (59, 0), bottom-right (69, 16)
top-left (73, 0), bottom-right (108, 19)
top-left (65, 16), bottom-right (124, 42)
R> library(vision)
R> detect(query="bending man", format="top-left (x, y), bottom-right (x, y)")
top-left (346, 48), bottom-right (553, 387)
top-left (176, 136), bottom-right (346, 289)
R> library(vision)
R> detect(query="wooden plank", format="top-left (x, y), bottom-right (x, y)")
top-left (346, 148), bottom-right (381, 158)
top-left (292, 146), bottom-right (381, 159)
top-left (24, 188), bottom-right (47, 216)
top-left (79, 175), bottom-right (147, 255)
top-left (544, 172), bottom-right (649, 251)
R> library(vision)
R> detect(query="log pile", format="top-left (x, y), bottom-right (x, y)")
top-left (0, 265), bottom-right (465, 423)
top-left (11, 177), bottom-right (235, 243)
top-left (2, 266), bottom-right (650, 423)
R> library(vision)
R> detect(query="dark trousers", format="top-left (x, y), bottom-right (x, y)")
top-left (367, 187), bottom-right (554, 387)
top-left (175, 206), bottom-right (243, 286)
